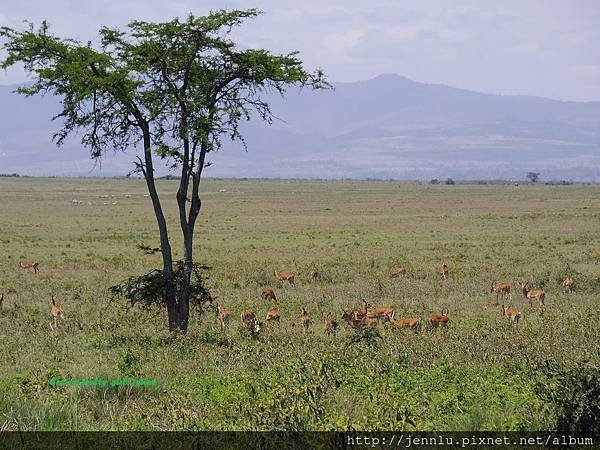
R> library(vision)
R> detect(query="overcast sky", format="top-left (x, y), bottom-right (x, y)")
top-left (1, 0), bottom-right (599, 101)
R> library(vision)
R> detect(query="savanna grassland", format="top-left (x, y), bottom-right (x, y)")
top-left (0, 177), bottom-right (599, 431)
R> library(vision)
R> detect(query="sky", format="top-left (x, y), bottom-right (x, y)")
top-left (1, 0), bottom-right (599, 101)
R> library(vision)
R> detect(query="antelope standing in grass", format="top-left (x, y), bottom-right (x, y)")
top-left (49, 296), bottom-right (65, 331)
top-left (441, 264), bottom-right (449, 280)
top-left (428, 309), bottom-right (449, 329)
top-left (0, 292), bottom-right (4, 309)
top-left (392, 317), bottom-right (421, 331)
top-left (241, 308), bottom-right (261, 336)
top-left (390, 267), bottom-right (406, 278)
top-left (562, 277), bottom-right (576, 294)
top-left (20, 261), bottom-right (39, 274)
top-left (265, 308), bottom-right (281, 325)
top-left (502, 304), bottom-right (522, 324)
top-left (521, 282), bottom-right (545, 306)
top-left (260, 288), bottom-right (277, 301)
top-left (490, 282), bottom-right (511, 304)
top-left (367, 303), bottom-right (396, 322)
top-left (325, 319), bottom-right (338, 336)
top-left (299, 308), bottom-right (310, 334)
top-left (274, 271), bottom-right (295, 286)
top-left (216, 304), bottom-right (231, 332)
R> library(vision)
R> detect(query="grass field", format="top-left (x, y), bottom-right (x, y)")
top-left (0, 177), bottom-right (598, 431)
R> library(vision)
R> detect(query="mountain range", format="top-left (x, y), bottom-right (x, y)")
top-left (1, 73), bottom-right (599, 180)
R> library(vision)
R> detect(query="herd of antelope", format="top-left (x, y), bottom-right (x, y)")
top-left (205, 265), bottom-right (578, 337)
top-left (1, 261), bottom-right (578, 335)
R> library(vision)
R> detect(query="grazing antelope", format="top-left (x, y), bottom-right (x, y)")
top-left (521, 282), bottom-right (546, 306)
top-left (299, 308), bottom-right (310, 334)
top-left (49, 296), bottom-right (65, 331)
top-left (241, 308), bottom-right (261, 336)
top-left (367, 304), bottom-right (396, 322)
top-left (428, 309), bottom-right (449, 329)
top-left (502, 304), bottom-right (522, 324)
top-left (260, 288), bottom-right (277, 301)
top-left (265, 308), bottom-right (281, 325)
top-left (392, 317), bottom-right (421, 332)
top-left (0, 292), bottom-right (4, 309)
top-left (341, 310), bottom-right (378, 330)
top-left (341, 299), bottom-right (370, 323)
top-left (274, 271), bottom-right (295, 286)
top-left (390, 267), bottom-right (406, 278)
top-left (325, 319), bottom-right (338, 336)
top-left (562, 277), bottom-right (576, 294)
top-left (20, 261), bottom-right (39, 274)
top-left (490, 282), bottom-right (511, 304)
top-left (216, 304), bottom-right (231, 332)
top-left (441, 264), bottom-right (449, 280)
top-left (309, 269), bottom-right (320, 279)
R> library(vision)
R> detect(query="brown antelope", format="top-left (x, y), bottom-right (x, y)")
top-left (502, 304), bottom-right (522, 324)
top-left (441, 264), bottom-right (449, 280)
top-left (562, 277), bottom-right (576, 294)
top-left (265, 308), bottom-right (281, 325)
top-left (49, 296), bottom-right (65, 331)
top-left (521, 282), bottom-right (546, 306)
top-left (274, 271), bottom-right (295, 286)
top-left (260, 288), bottom-right (277, 301)
top-left (390, 267), bottom-right (406, 278)
top-left (490, 282), bottom-right (511, 304)
top-left (216, 304), bottom-right (231, 332)
top-left (299, 308), bottom-right (310, 334)
top-left (20, 261), bottom-right (40, 274)
top-left (342, 299), bottom-right (370, 323)
top-left (309, 269), bottom-right (320, 279)
top-left (428, 309), bottom-right (449, 329)
top-left (367, 304), bottom-right (396, 322)
top-left (325, 319), bottom-right (338, 336)
top-left (241, 308), bottom-right (261, 336)
top-left (392, 317), bottom-right (421, 331)
top-left (0, 292), bottom-right (4, 309)
top-left (341, 310), bottom-right (378, 330)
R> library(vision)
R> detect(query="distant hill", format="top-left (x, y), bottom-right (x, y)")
top-left (1, 74), bottom-right (599, 180)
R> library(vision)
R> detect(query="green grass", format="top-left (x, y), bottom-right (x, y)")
top-left (0, 177), bottom-right (598, 431)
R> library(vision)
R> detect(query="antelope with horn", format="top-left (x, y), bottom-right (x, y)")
top-left (428, 309), bottom-right (449, 329)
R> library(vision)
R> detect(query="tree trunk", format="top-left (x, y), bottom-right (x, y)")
top-left (141, 125), bottom-right (188, 333)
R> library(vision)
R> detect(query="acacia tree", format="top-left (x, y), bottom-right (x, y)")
top-left (1, 10), bottom-right (327, 333)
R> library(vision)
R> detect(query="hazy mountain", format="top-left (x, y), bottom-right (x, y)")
top-left (1, 74), bottom-right (599, 180)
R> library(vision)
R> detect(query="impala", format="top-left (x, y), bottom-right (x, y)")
top-left (428, 309), bottom-right (449, 329)
top-left (392, 317), bottom-right (421, 331)
top-left (0, 292), bottom-right (3, 309)
top-left (325, 319), bottom-right (338, 336)
top-left (241, 308), bottom-right (261, 335)
top-left (562, 277), bottom-right (576, 294)
top-left (19, 261), bottom-right (40, 274)
top-left (367, 304), bottom-right (396, 322)
top-left (216, 304), bottom-right (231, 332)
top-left (265, 308), bottom-right (281, 324)
top-left (490, 282), bottom-right (511, 304)
top-left (441, 264), bottom-right (449, 280)
top-left (300, 308), bottom-right (310, 334)
top-left (342, 299), bottom-right (370, 323)
top-left (260, 288), bottom-right (277, 301)
top-left (274, 271), bottom-right (295, 286)
top-left (502, 304), bottom-right (521, 324)
top-left (390, 267), bottom-right (406, 278)
top-left (521, 282), bottom-right (545, 306)
top-left (309, 269), bottom-right (320, 279)
top-left (50, 296), bottom-right (65, 331)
